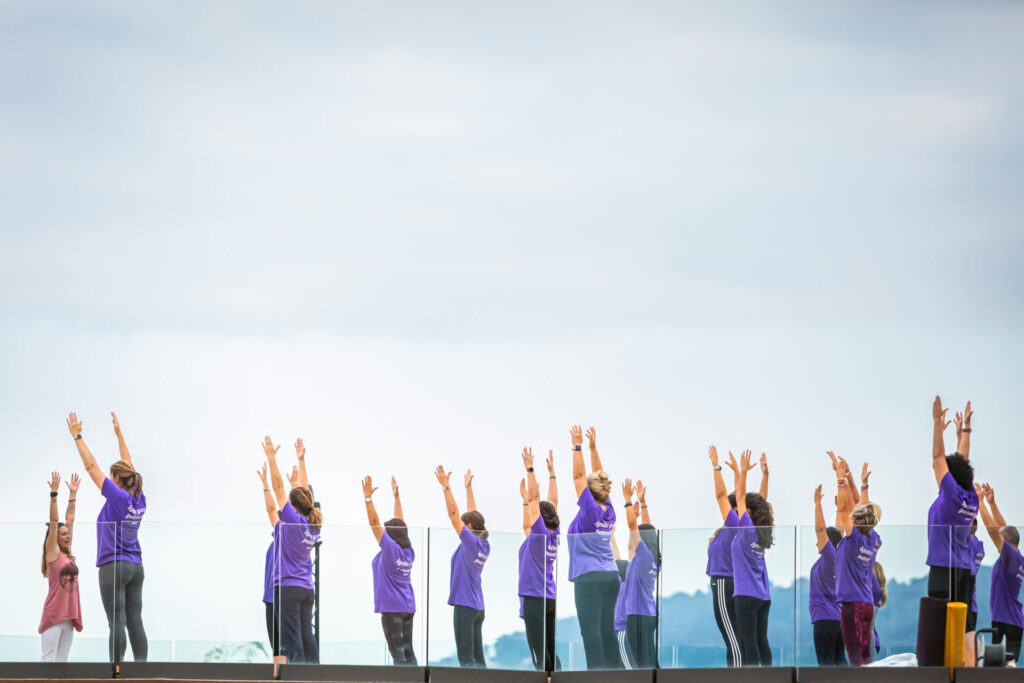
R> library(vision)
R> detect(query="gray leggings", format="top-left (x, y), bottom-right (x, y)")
top-left (99, 561), bottom-right (147, 663)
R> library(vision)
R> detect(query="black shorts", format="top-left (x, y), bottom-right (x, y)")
top-left (265, 601), bottom-right (281, 656)
top-left (928, 565), bottom-right (974, 605)
top-left (966, 610), bottom-right (978, 633)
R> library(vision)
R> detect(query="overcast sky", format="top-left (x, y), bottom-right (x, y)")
top-left (1, 0), bottom-right (1023, 662)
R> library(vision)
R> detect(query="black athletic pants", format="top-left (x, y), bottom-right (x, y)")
top-left (98, 561), bottom-right (147, 663)
top-left (453, 605), bottom-right (486, 668)
top-left (711, 576), bottom-right (741, 666)
top-left (993, 621), bottom-right (1024, 663)
top-left (522, 596), bottom-right (556, 671)
top-left (278, 586), bottom-right (318, 664)
top-left (928, 565), bottom-right (974, 605)
top-left (381, 612), bottom-right (417, 665)
top-left (574, 571), bottom-right (621, 670)
top-left (625, 614), bottom-right (658, 668)
top-left (264, 602), bottom-right (280, 656)
top-left (734, 595), bottom-right (772, 667)
top-left (813, 619), bottom-right (847, 666)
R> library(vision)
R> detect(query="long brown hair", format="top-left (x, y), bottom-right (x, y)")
top-left (289, 487), bottom-right (323, 527)
top-left (41, 523), bottom-right (71, 577)
top-left (110, 460), bottom-right (143, 496)
top-left (461, 511), bottom-right (488, 540)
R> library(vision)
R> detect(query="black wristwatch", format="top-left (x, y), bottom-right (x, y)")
top-left (74, 434), bottom-right (83, 441)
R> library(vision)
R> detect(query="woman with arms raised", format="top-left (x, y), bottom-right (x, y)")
top-left (976, 483), bottom-right (1024, 664)
top-left (517, 448), bottom-right (559, 672)
top-left (730, 450), bottom-right (774, 667)
top-left (264, 436), bottom-right (321, 664)
top-left (614, 479), bottom-right (660, 669)
top-left (363, 475), bottom-right (418, 666)
top-left (39, 472), bottom-right (82, 662)
top-left (808, 459), bottom-right (850, 667)
top-left (257, 463), bottom-right (283, 666)
top-left (436, 466), bottom-right (490, 668)
top-left (67, 412), bottom-right (147, 664)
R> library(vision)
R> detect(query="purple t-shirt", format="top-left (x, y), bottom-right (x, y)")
top-left (275, 502), bottom-right (320, 590)
top-left (970, 535), bottom-right (985, 613)
top-left (263, 533), bottom-right (276, 604)
top-left (372, 532), bottom-right (416, 614)
top-left (731, 512), bottom-right (770, 601)
top-left (96, 478), bottom-right (146, 566)
top-left (614, 541), bottom-right (660, 631)
top-left (809, 542), bottom-right (840, 623)
top-left (449, 526), bottom-right (490, 610)
top-left (926, 472), bottom-right (979, 570)
top-left (991, 543), bottom-right (1024, 628)
top-left (707, 510), bottom-right (740, 577)
top-left (518, 516), bottom-right (558, 601)
top-left (567, 488), bottom-right (616, 580)
top-left (835, 528), bottom-right (882, 604)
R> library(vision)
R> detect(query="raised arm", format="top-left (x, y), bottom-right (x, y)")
top-left (813, 485), bottom-right (828, 551)
top-left (45, 472), bottom-right (61, 564)
top-left (436, 466), bottom-right (463, 535)
top-left (363, 476), bottom-right (384, 544)
top-left (623, 479), bottom-right (639, 560)
top-left (828, 451), bottom-right (858, 512)
top-left (635, 479), bottom-right (651, 525)
top-left (976, 484), bottom-right (1003, 551)
top-left (263, 437), bottom-right (287, 509)
top-left (710, 446), bottom-right (732, 520)
top-left (64, 474), bottom-right (79, 546)
top-left (545, 450), bottom-right (558, 510)
top-left (523, 448), bottom-right (541, 529)
top-left (759, 453), bottom-right (769, 500)
top-left (520, 479), bottom-right (531, 535)
top-left (257, 464), bottom-right (279, 527)
top-left (955, 401), bottom-right (973, 460)
top-left (586, 427), bottom-right (604, 473)
top-left (464, 470), bottom-right (477, 512)
top-left (932, 396), bottom-right (951, 487)
top-left (111, 412), bottom-right (133, 468)
top-left (391, 477), bottom-right (404, 520)
top-left (835, 460), bottom-right (854, 536)
top-left (67, 413), bottom-right (105, 489)
top-left (571, 425), bottom-right (586, 498)
top-left (734, 450), bottom-right (754, 517)
top-left (295, 438), bottom-right (309, 489)
top-left (859, 463), bottom-right (871, 505)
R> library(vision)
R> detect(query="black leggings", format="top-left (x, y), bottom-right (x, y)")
top-left (625, 614), bottom-right (658, 668)
top-left (574, 571), bottom-right (621, 670)
top-left (381, 612), bottom-right (417, 665)
top-left (813, 619), bottom-right (847, 666)
top-left (927, 565), bottom-right (974, 604)
top-left (264, 602), bottom-right (280, 656)
top-left (733, 595), bottom-right (771, 667)
top-left (993, 621), bottom-right (1024, 663)
top-left (453, 606), bottom-right (485, 668)
top-left (98, 561), bottom-right (147, 663)
top-left (278, 586), bottom-right (318, 664)
top-left (522, 596), bottom-right (556, 671)
top-left (711, 576), bottom-right (741, 666)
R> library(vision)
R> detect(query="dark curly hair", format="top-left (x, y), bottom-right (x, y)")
top-left (946, 453), bottom-right (974, 492)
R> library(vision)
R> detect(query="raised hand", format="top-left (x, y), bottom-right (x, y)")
top-left (586, 427), bottom-right (597, 451)
top-left (362, 476), bottom-right (378, 499)
top-left (827, 451), bottom-right (839, 472)
top-left (933, 395), bottom-right (950, 429)
top-left (258, 463), bottom-right (269, 485)
top-left (622, 478), bottom-right (633, 501)
top-left (287, 466), bottom-right (299, 487)
top-left (954, 411), bottom-right (964, 436)
top-left (522, 447), bottom-right (534, 470)
top-left (49, 471), bottom-right (61, 492)
top-left (740, 450), bottom-right (755, 472)
top-left (464, 469), bottom-right (474, 488)
top-left (570, 425), bottom-right (583, 448)
top-left (861, 463), bottom-right (871, 487)
top-left (981, 482), bottom-right (994, 505)
top-left (66, 474), bottom-right (80, 494)
top-left (963, 401), bottom-right (974, 428)
top-left (708, 445), bottom-right (720, 467)
top-left (814, 484), bottom-right (823, 505)
top-left (520, 478), bottom-right (528, 503)
top-left (435, 466), bottom-right (451, 487)
top-left (262, 436), bottom-right (281, 459)
top-left (546, 450), bottom-right (556, 476)
top-left (725, 451), bottom-right (740, 474)
top-left (760, 453), bottom-right (769, 476)
top-left (111, 412), bottom-right (122, 435)
top-left (295, 438), bottom-right (305, 460)
top-left (837, 456), bottom-right (852, 480)
top-left (66, 413), bottom-right (82, 438)
top-left (635, 479), bottom-right (646, 503)
top-left (391, 476), bottom-right (399, 498)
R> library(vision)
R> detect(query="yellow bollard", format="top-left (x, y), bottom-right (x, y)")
top-left (945, 601), bottom-right (968, 671)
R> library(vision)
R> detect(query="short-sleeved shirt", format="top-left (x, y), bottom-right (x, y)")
top-left (449, 526), bottom-right (490, 610)
top-left (707, 510), bottom-right (739, 578)
top-left (991, 543), bottom-right (1024, 628)
top-left (614, 541), bottom-right (660, 631)
top-left (372, 532), bottom-right (416, 614)
top-left (518, 516), bottom-right (558, 601)
top-left (96, 478), bottom-right (146, 566)
top-left (567, 488), bottom-right (616, 580)
top-left (731, 512), bottom-right (770, 601)
top-left (927, 472), bottom-right (979, 570)
top-left (835, 528), bottom-right (882, 604)
top-left (275, 502), bottom-right (320, 590)
top-left (263, 533), bottom-right (276, 604)
top-left (970, 535), bottom-right (985, 613)
top-left (809, 542), bottom-right (840, 623)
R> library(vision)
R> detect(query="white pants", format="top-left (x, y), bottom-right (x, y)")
top-left (40, 620), bottom-right (74, 662)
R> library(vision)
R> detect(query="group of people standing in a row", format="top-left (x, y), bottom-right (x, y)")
top-left (36, 399), bottom-right (1023, 670)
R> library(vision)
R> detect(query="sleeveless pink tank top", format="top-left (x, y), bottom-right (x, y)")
top-left (39, 553), bottom-right (83, 633)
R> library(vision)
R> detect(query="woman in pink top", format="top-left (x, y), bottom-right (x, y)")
top-left (40, 472), bottom-right (83, 662)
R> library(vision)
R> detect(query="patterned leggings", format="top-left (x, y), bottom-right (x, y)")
top-left (840, 602), bottom-right (874, 666)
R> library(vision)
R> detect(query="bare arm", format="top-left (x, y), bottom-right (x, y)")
top-left (545, 450), bottom-right (558, 511)
top-left (257, 464), bottom-right (280, 527)
top-left (955, 401), bottom-right (973, 460)
top-left (262, 437), bottom-right (288, 509)
top-left (977, 485), bottom-right (1003, 552)
top-left (66, 414), bottom-right (106, 489)
top-left (111, 412), bottom-right (133, 468)
top-left (813, 485), bottom-right (828, 552)
top-left (710, 446), bottom-right (732, 520)
top-left (586, 427), bottom-right (604, 473)
top-left (464, 470), bottom-right (477, 513)
top-left (391, 477), bottom-right (404, 520)
top-left (523, 448), bottom-right (541, 529)
top-left (734, 450), bottom-right (754, 517)
top-left (571, 425), bottom-right (586, 498)
top-left (45, 473), bottom-right (61, 564)
top-left (520, 479), bottom-right (532, 535)
top-left (363, 477), bottom-right (384, 544)
top-left (758, 453), bottom-right (769, 500)
top-left (295, 438), bottom-right (309, 489)
top-left (836, 465), bottom-right (854, 536)
top-left (859, 463), bottom-right (871, 505)
top-left (623, 479), bottom-right (639, 560)
top-left (932, 396), bottom-right (951, 487)
top-left (635, 480), bottom-right (651, 525)
top-left (65, 474), bottom-right (79, 547)
top-left (436, 466), bottom-right (463, 535)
